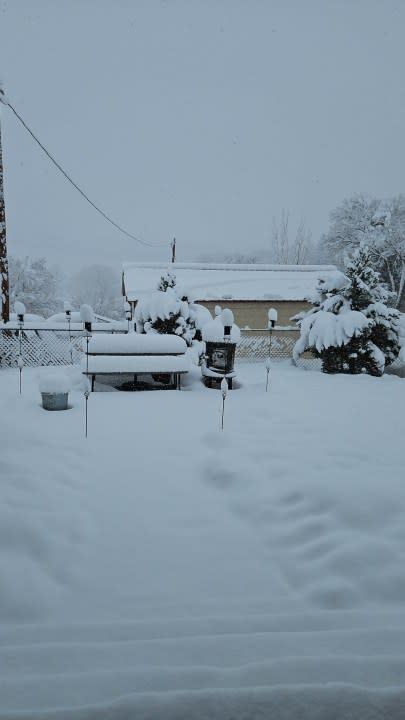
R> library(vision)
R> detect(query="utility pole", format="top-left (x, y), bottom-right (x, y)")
top-left (0, 85), bottom-right (9, 323)
top-left (171, 237), bottom-right (176, 263)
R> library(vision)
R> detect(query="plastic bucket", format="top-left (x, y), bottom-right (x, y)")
top-left (41, 392), bottom-right (69, 411)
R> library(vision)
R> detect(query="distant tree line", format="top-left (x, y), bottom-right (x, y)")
top-left (9, 257), bottom-right (123, 319)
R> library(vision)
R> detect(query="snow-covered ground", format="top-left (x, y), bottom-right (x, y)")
top-left (1, 362), bottom-right (405, 719)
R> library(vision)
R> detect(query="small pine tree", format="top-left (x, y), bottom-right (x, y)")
top-left (344, 245), bottom-right (386, 311)
top-left (157, 271), bottom-right (176, 292)
top-left (293, 245), bottom-right (400, 375)
top-left (136, 275), bottom-right (201, 346)
top-left (151, 312), bottom-right (182, 336)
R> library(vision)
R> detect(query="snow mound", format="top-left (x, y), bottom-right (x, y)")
top-left (298, 310), bottom-right (370, 353)
top-left (86, 333), bottom-right (187, 355)
top-left (39, 371), bottom-right (72, 394)
top-left (316, 270), bottom-right (348, 296)
top-left (202, 317), bottom-right (241, 343)
top-left (135, 288), bottom-right (180, 325)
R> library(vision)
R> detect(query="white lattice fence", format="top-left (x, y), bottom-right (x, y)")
top-left (0, 330), bottom-right (84, 367)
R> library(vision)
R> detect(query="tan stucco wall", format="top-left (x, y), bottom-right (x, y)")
top-left (196, 300), bottom-right (313, 328)
top-left (128, 298), bottom-right (314, 329)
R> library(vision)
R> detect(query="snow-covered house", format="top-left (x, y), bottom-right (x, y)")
top-left (122, 262), bottom-right (337, 328)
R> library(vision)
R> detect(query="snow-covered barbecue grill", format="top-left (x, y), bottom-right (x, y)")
top-left (201, 309), bottom-right (241, 389)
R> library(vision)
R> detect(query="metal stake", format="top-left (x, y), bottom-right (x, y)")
top-left (17, 324), bottom-right (24, 394)
top-left (268, 326), bottom-right (273, 360)
top-left (85, 390), bottom-right (89, 438)
top-left (220, 377), bottom-right (228, 430)
top-left (84, 332), bottom-right (91, 438)
top-left (68, 316), bottom-right (73, 363)
top-left (266, 308), bottom-right (277, 393)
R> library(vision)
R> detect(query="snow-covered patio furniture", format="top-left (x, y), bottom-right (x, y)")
top-left (81, 334), bottom-right (190, 391)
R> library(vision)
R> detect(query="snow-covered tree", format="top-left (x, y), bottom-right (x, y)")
top-left (135, 272), bottom-right (211, 346)
top-left (9, 256), bottom-right (60, 318)
top-left (321, 194), bottom-right (405, 310)
top-left (293, 246), bottom-right (401, 376)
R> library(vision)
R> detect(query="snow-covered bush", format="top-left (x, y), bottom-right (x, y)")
top-left (293, 245), bottom-right (400, 376)
top-left (192, 303), bottom-right (212, 336)
top-left (135, 273), bottom-right (211, 347)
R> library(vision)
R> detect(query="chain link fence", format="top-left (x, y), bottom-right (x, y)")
top-left (237, 330), bottom-right (296, 361)
top-left (236, 329), bottom-right (321, 369)
top-left (1, 326), bottom-right (320, 369)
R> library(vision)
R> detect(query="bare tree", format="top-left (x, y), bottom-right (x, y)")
top-left (270, 210), bottom-right (312, 264)
top-left (196, 211), bottom-right (312, 265)
top-left (294, 218), bottom-right (312, 264)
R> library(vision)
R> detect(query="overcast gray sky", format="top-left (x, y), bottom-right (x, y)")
top-left (1, 0), bottom-right (405, 271)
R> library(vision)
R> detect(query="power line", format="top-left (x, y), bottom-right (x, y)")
top-left (2, 96), bottom-right (169, 249)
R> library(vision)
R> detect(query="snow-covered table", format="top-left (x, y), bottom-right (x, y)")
top-left (81, 333), bottom-right (190, 391)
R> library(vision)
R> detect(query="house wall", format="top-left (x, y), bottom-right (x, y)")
top-left (196, 300), bottom-right (313, 328)
top-left (128, 298), bottom-right (314, 329)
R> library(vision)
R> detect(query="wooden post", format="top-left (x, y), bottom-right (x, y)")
top-left (171, 237), bottom-right (176, 263)
top-left (0, 101), bottom-right (10, 323)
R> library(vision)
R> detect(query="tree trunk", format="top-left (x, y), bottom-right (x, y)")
top-left (383, 257), bottom-right (396, 295)
top-left (396, 262), bottom-right (405, 311)
top-left (0, 118), bottom-right (9, 323)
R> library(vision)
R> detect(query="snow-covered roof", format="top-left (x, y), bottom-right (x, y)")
top-left (122, 262), bottom-right (337, 303)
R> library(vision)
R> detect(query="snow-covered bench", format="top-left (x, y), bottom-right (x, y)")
top-left (81, 334), bottom-right (190, 391)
